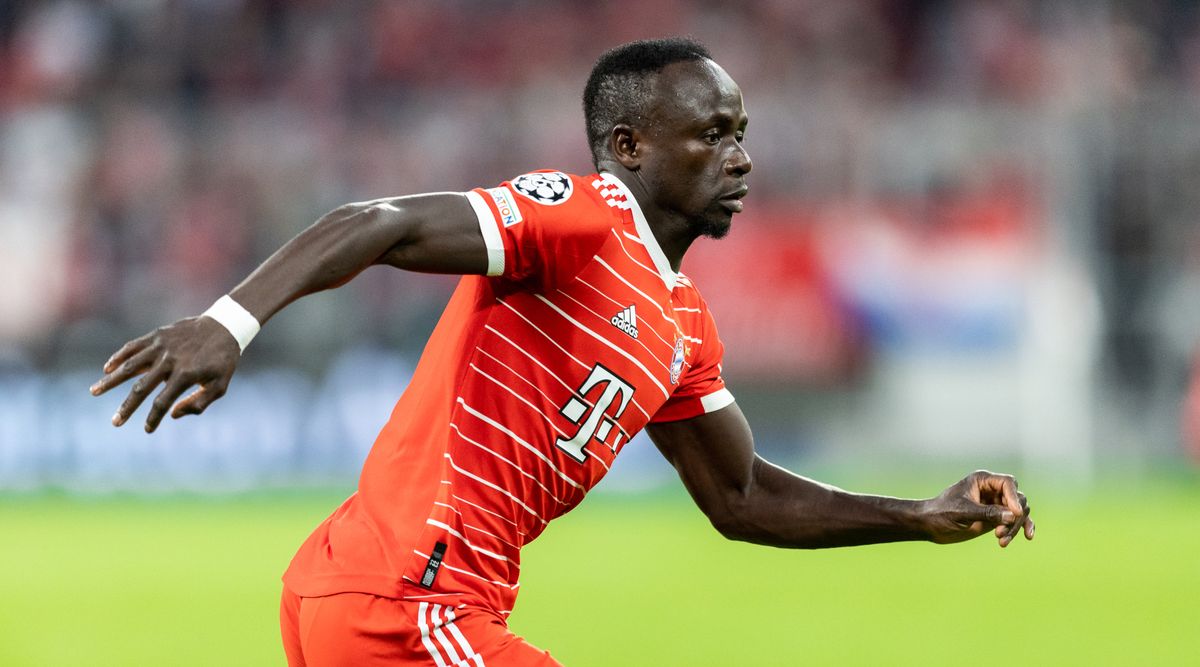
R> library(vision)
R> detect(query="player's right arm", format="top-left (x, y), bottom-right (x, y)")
top-left (646, 403), bottom-right (1035, 549)
top-left (91, 193), bottom-right (489, 432)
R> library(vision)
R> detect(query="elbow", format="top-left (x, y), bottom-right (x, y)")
top-left (704, 491), bottom-right (759, 543)
top-left (709, 513), bottom-right (750, 543)
top-left (317, 203), bottom-right (364, 229)
top-left (699, 458), bottom-right (770, 544)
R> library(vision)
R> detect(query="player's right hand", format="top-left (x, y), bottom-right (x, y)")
top-left (921, 470), bottom-right (1034, 547)
top-left (90, 316), bottom-right (241, 433)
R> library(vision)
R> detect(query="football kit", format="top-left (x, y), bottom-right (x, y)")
top-left (281, 171), bottom-right (734, 665)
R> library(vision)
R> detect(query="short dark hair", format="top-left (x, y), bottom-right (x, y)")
top-left (583, 37), bottom-right (712, 168)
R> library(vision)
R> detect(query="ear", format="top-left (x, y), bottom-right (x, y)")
top-left (610, 124), bottom-right (641, 170)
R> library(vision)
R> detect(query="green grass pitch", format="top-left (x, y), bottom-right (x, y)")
top-left (0, 476), bottom-right (1196, 666)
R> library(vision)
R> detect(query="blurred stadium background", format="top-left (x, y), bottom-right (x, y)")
top-left (1, 1), bottom-right (1197, 665)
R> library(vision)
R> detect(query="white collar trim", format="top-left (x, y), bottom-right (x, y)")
top-left (599, 172), bottom-right (678, 291)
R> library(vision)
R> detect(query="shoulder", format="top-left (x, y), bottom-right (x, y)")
top-left (499, 170), bottom-right (611, 210)
top-left (506, 171), bottom-right (580, 207)
top-left (672, 272), bottom-right (720, 331)
top-left (673, 273), bottom-right (708, 308)
top-left (493, 170), bottom-right (618, 233)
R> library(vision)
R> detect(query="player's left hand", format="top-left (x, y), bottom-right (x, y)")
top-left (921, 470), bottom-right (1035, 547)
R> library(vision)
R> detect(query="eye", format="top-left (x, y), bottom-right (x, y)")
top-left (702, 130), bottom-right (721, 145)
top-left (735, 131), bottom-right (746, 144)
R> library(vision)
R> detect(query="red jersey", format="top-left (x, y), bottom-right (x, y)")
top-left (283, 171), bottom-right (734, 616)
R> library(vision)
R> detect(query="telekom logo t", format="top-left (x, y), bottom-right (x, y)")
top-left (555, 364), bottom-right (635, 463)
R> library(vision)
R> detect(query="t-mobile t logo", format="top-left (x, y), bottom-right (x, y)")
top-left (555, 364), bottom-right (635, 463)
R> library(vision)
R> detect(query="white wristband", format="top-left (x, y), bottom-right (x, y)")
top-left (202, 295), bottom-right (261, 353)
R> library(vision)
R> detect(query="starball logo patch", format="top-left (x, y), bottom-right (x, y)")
top-left (512, 172), bottom-right (573, 205)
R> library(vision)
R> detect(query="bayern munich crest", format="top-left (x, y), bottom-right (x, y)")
top-left (512, 171), bottom-right (573, 205)
top-left (669, 336), bottom-right (686, 385)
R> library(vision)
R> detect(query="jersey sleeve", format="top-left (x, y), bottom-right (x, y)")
top-left (650, 293), bottom-right (735, 423)
top-left (464, 170), bottom-right (609, 289)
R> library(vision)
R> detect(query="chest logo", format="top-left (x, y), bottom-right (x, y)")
top-left (556, 364), bottom-right (635, 463)
top-left (512, 171), bottom-right (572, 205)
top-left (669, 336), bottom-right (686, 385)
top-left (610, 304), bottom-right (639, 339)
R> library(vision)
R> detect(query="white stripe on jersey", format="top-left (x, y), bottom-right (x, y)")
top-left (483, 326), bottom-right (581, 395)
top-left (474, 345), bottom-right (580, 415)
top-left (495, 299), bottom-right (591, 370)
top-left (442, 454), bottom-right (548, 526)
top-left (425, 518), bottom-right (509, 562)
top-left (467, 363), bottom-right (571, 438)
top-left (456, 398), bottom-right (585, 491)
top-left (413, 549), bottom-right (519, 589)
top-left (453, 493), bottom-right (521, 529)
top-left (533, 293), bottom-right (669, 399)
top-left (555, 287), bottom-right (672, 372)
top-left (574, 274), bottom-right (675, 353)
top-left (598, 173), bottom-right (677, 289)
top-left (433, 502), bottom-right (521, 550)
top-left (466, 362), bottom-right (624, 463)
top-left (464, 191), bottom-right (504, 277)
top-left (483, 325), bottom-right (652, 422)
top-left (401, 588), bottom-right (462, 601)
top-left (593, 256), bottom-right (677, 327)
top-left (482, 328), bottom-right (643, 443)
top-left (449, 423), bottom-right (568, 506)
top-left (607, 228), bottom-right (660, 283)
top-left (673, 306), bottom-right (701, 313)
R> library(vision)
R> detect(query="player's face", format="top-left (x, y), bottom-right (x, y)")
top-left (638, 59), bottom-right (752, 239)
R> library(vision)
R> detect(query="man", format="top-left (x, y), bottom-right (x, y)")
top-left (91, 38), bottom-right (1033, 666)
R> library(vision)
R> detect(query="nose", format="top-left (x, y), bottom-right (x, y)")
top-left (725, 142), bottom-right (752, 176)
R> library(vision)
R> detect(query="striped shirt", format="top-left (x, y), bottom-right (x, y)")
top-left (283, 171), bottom-right (733, 614)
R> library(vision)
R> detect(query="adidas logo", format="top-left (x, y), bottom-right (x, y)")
top-left (610, 305), bottom-right (639, 339)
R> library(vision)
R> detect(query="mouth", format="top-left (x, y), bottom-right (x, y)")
top-left (718, 186), bottom-right (749, 213)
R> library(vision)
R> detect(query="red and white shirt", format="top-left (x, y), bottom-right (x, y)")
top-left (284, 171), bottom-right (734, 615)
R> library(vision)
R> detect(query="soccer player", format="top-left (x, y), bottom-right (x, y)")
top-left (91, 38), bottom-right (1034, 666)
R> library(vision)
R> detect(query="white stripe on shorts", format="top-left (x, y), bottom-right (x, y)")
top-left (444, 606), bottom-right (486, 667)
top-left (418, 602), bottom-right (449, 667)
top-left (430, 604), bottom-right (465, 665)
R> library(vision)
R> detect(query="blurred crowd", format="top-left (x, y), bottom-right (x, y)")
top-left (3, 0), bottom-right (1200, 472)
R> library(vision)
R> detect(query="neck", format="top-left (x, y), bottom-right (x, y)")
top-left (598, 162), bottom-right (696, 272)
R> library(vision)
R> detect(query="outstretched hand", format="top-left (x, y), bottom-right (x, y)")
top-left (90, 317), bottom-right (241, 432)
top-left (923, 470), bottom-right (1035, 547)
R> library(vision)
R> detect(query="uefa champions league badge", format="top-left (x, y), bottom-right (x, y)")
top-left (669, 336), bottom-right (686, 385)
top-left (512, 172), bottom-right (573, 205)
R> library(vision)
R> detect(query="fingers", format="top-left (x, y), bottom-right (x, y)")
top-left (979, 503), bottom-right (1016, 525)
top-left (997, 491), bottom-right (1034, 547)
top-left (999, 516), bottom-right (1033, 547)
top-left (112, 360), bottom-right (171, 427)
top-left (170, 378), bottom-right (229, 419)
top-left (102, 332), bottom-right (154, 375)
top-left (978, 472), bottom-right (1023, 519)
top-left (144, 376), bottom-right (194, 433)
top-left (91, 345), bottom-right (158, 397)
top-left (1004, 480), bottom-right (1023, 519)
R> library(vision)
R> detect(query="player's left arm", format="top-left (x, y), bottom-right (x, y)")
top-left (644, 403), bottom-right (1035, 548)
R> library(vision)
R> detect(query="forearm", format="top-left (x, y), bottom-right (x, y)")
top-left (716, 457), bottom-right (930, 548)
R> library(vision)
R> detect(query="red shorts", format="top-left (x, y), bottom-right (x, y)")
top-left (280, 587), bottom-right (561, 666)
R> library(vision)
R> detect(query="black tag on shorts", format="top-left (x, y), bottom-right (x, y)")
top-left (420, 542), bottom-right (448, 588)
